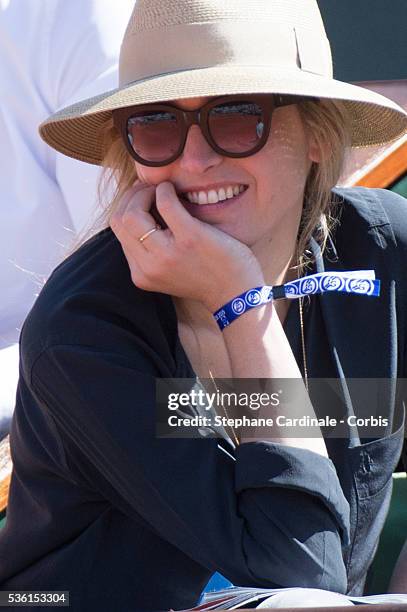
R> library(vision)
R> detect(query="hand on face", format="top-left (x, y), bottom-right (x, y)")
top-left (110, 181), bottom-right (264, 311)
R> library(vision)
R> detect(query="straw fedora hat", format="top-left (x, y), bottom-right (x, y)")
top-left (39, 0), bottom-right (407, 166)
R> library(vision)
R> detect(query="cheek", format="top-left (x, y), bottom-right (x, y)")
top-left (265, 123), bottom-right (311, 192)
top-left (134, 162), bottom-right (170, 185)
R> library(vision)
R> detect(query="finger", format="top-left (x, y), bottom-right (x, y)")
top-left (155, 182), bottom-right (198, 239)
top-left (109, 180), bottom-right (148, 221)
top-left (110, 183), bottom-right (176, 258)
top-left (111, 184), bottom-right (156, 241)
top-left (120, 185), bottom-right (176, 251)
top-left (137, 224), bottom-right (166, 252)
top-left (113, 184), bottom-right (156, 223)
top-left (113, 213), bottom-right (166, 254)
top-left (114, 203), bottom-right (171, 254)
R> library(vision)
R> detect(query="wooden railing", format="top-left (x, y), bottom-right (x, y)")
top-left (0, 435), bottom-right (11, 515)
top-left (343, 135), bottom-right (407, 189)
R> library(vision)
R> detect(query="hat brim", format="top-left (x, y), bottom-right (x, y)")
top-left (39, 66), bottom-right (407, 165)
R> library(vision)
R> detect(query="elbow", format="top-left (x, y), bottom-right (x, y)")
top-left (237, 489), bottom-right (349, 592)
top-left (242, 527), bottom-right (347, 593)
top-left (233, 443), bottom-right (350, 591)
top-left (314, 530), bottom-right (348, 593)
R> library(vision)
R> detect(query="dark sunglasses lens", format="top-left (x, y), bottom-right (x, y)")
top-left (127, 111), bottom-right (181, 162)
top-left (208, 102), bottom-right (265, 153)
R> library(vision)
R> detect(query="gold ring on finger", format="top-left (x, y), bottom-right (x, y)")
top-left (138, 224), bottom-right (161, 243)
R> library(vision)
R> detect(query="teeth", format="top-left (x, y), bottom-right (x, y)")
top-left (198, 191), bottom-right (208, 205)
top-left (185, 184), bottom-right (246, 205)
top-left (218, 187), bottom-right (226, 201)
top-left (207, 190), bottom-right (218, 204)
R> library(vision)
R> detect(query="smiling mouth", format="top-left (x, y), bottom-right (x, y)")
top-left (179, 184), bottom-right (248, 205)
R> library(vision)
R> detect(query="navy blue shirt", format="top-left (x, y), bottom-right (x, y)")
top-left (0, 187), bottom-right (405, 611)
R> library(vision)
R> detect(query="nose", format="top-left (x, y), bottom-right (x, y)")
top-left (178, 124), bottom-right (223, 174)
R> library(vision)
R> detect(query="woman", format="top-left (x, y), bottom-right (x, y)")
top-left (1, 0), bottom-right (407, 610)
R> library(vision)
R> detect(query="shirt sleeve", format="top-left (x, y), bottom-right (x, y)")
top-left (29, 342), bottom-right (350, 592)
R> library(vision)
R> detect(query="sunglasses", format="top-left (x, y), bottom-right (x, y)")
top-left (112, 94), bottom-right (311, 167)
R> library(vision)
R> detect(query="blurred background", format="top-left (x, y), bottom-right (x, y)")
top-left (319, 0), bottom-right (407, 193)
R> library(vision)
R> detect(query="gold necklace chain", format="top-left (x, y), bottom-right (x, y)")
top-left (297, 257), bottom-right (309, 393)
top-left (299, 296), bottom-right (309, 392)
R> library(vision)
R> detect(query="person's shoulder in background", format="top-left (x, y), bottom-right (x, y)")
top-left (0, 0), bottom-right (134, 235)
top-left (0, 0), bottom-right (135, 345)
top-left (0, 0), bottom-right (134, 436)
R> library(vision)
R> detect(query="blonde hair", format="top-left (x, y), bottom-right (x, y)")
top-left (297, 99), bottom-right (351, 269)
top-left (75, 98), bottom-right (351, 270)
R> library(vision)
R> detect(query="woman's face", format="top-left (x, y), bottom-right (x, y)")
top-left (134, 96), bottom-right (319, 249)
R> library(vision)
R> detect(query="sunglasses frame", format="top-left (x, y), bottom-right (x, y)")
top-left (112, 94), bottom-right (311, 167)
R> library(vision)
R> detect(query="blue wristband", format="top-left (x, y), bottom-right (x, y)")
top-left (213, 286), bottom-right (272, 330)
top-left (213, 270), bottom-right (380, 331)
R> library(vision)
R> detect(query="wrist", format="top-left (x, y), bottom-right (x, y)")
top-left (203, 275), bottom-right (265, 313)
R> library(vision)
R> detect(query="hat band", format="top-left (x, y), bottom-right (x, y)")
top-left (119, 21), bottom-right (332, 87)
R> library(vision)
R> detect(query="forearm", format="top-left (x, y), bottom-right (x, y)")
top-left (223, 301), bottom-right (301, 378)
top-left (389, 538), bottom-right (407, 593)
top-left (222, 301), bottom-right (327, 457)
